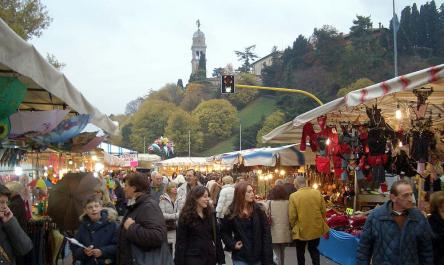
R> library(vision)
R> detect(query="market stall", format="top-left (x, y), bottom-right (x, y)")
top-left (209, 145), bottom-right (308, 197)
top-left (0, 17), bottom-right (121, 264)
top-left (156, 157), bottom-right (231, 176)
top-left (262, 65), bottom-right (444, 264)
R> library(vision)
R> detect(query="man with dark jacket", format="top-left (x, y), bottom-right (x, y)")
top-left (357, 179), bottom-right (433, 265)
top-left (117, 173), bottom-right (167, 265)
top-left (0, 184), bottom-right (33, 265)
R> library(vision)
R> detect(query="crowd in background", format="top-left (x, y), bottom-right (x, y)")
top-left (0, 166), bottom-right (444, 265)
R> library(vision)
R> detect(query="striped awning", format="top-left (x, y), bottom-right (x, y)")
top-left (263, 65), bottom-right (444, 144)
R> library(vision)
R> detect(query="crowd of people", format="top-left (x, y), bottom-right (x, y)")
top-left (0, 167), bottom-right (444, 265)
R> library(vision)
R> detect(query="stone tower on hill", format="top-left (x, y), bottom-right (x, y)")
top-left (190, 19), bottom-right (207, 81)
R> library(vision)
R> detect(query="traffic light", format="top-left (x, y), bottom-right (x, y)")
top-left (221, 75), bottom-right (235, 94)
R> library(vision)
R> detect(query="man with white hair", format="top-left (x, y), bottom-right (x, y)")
top-left (149, 171), bottom-right (165, 203)
top-left (289, 176), bottom-right (329, 265)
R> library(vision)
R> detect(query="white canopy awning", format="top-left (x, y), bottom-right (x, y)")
top-left (0, 18), bottom-right (118, 135)
top-left (157, 157), bottom-right (210, 167)
top-left (263, 64), bottom-right (444, 144)
top-left (210, 144), bottom-right (305, 167)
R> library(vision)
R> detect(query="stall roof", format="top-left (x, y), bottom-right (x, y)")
top-left (157, 157), bottom-right (210, 167)
top-left (263, 64), bottom-right (444, 144)
top-left (0, 18), bottom-right (118, 135)
top-left (209, 144), bottom-right (305, 167)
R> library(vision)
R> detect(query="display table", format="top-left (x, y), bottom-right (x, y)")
top-left (357, 193), bottom-right (389, 211)
top-left (319, 229), bottom-right (359, 265)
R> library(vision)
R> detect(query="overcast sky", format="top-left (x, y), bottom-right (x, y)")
top-left (30, 0), bottom-right (443, 115)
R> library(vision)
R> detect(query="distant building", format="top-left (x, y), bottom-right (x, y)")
top-left (191, 19), bottom-right (206, 75)
top-left (251, 51), bottom-right (282, 76)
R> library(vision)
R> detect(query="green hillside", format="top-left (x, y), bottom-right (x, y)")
top-left (201, 96), bottom-right (277, 156)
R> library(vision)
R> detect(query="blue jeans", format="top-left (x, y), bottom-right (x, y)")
top-left (232, 260), bottom-right (261, 265)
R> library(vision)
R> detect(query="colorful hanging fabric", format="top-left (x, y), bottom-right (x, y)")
top-left (0, 77), bottom-right (27, 118)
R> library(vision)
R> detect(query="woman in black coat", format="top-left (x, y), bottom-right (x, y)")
top-left (429, 191), bottom-right (444, 265)
top-left (220, 182), bottom-right (273, 265)
top-left (175, 186), bottom-right (225, 265)
top-left (116, 173), bottom-right (167, 265)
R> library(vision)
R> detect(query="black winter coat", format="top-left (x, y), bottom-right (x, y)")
top-left (116, 193), bottom-right (167, 265)
top-left (114, 186), bottom-right (126, 216)
top-left (71, 208), bottom-right (118, 265)
top-left (220, 203), bottom-right (273, 265)
top-left (429, 212), bottom-right (444, 265)
top-left (8, 195), bottom-right (28, 230)
top-left (175, 212), bottom-right (225, 265)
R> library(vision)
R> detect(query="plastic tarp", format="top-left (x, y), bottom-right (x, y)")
top-left (0, 18), bottom-right (118, 135)
top-left (211, 144), bottom-right (305, 167)
top-left (242, 144), bottom-right (305, 166)
top-left (263, 64), bottom-right (444, 143)
top-left (319, 229), bottom-right (359, 265)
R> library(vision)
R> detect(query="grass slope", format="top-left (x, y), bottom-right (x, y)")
top-left (201, 96), bottom-right (277, 156)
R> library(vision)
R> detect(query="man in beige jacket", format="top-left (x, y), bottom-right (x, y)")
top-left (288, 176), bottom-right (329, 265)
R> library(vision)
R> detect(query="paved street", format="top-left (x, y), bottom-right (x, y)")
top-left (57, 246), bottom-right (339, 265)
top-left (223, 247), bottom-right (338, 265)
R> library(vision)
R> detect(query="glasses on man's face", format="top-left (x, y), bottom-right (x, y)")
top-left (398, 192), bottom-right (413, 199)
top-left (0, 200), bottom-right (8, 206)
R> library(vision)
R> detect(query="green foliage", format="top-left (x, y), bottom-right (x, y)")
top-left (165, 109), bottom-right (203, 155)
top-left (256, 111), bottom-right (285, 147)
top-left (277, 95), bottom-right (318, 121)
top-left (120, 123), bottom-right (133, 149)
top-left (222, 73), bottom-right (260, 109)
top-left (180, 82), bottom-right (216, 111)
top-left (337, 78), bottom-right (374, 97)
top-left (232, 120), bottom-right (263, 151)
top-left (0, 0), bottom-right (52, 40)
top-left (46, 53), bottom-right (66, 70)
top-left (129, 100), bottom-right (178, 151)
top-left (148, 83), bottom-right (183, 105)
top-left (235, 45), bottom-right (259, 73)
top-left (189, 54), bottom-right (207, 82)
top-left (312, 25), bottom-right (346, 70)
top-left (192, 99), bottom-right (238, 146)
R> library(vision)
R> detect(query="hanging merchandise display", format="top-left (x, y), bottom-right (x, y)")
top-left (0, 117), bottom-right (10, 141)
top-left (0, 76), bottom-right (27, 118)
top-left (148, 136), bottom-right (174, 159)
top-left (33, 114), bottom-right (90, 145)
top-left (9, 109), bottom-right (69, 138)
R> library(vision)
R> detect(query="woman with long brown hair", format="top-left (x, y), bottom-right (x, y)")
top-left (220, 182), bottom-right (273, 265)
top-left (174, 186), bottom-right (225, 265)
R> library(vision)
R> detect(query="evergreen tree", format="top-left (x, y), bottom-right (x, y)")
top-left (235, 45), bottom-right (259, 73)
top-left (399, 6), bottom-right (412, 53)
top-left (410, 3), bottom-right (420, 47)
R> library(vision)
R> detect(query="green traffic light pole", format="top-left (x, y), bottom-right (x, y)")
top-left (235, 84), bottom-right (324, 106)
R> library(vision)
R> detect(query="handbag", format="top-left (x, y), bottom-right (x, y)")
top-left (266, 201), bottom-right (273, 225)
top-left (165, 220), bottom-right (177, 231)
top-left (0, 245), bottom-right (12, 265)
top-left (131, 241), bottom-right (173, 265)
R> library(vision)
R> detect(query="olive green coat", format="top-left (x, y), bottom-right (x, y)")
top-left (288, 187), bottom-right (330, 241)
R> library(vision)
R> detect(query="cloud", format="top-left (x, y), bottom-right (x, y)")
top-left (30, 0), bottom-right (443, 114)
